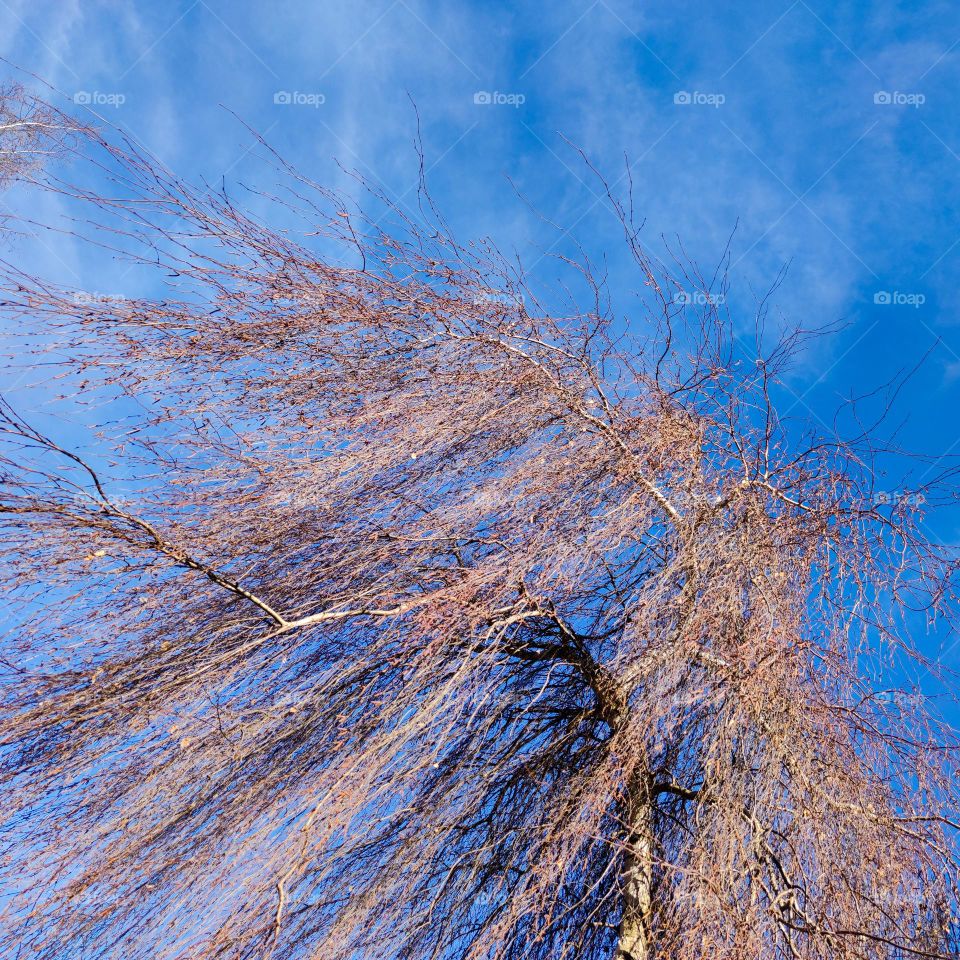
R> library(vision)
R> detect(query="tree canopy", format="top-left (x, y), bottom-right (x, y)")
top-left (1, 98), bottom-right (959, 960)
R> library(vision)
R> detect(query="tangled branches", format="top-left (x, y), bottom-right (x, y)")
top-left (0, 98), bottom-right (958, 959)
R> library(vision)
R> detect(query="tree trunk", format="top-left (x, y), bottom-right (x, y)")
top-left (615, 770), bottom-right (653, 960)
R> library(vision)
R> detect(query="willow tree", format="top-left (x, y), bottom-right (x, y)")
top-left (0, 99), bottom-right (959, 960)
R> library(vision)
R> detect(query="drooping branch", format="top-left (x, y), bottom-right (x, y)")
top-left (0, 97), bottom-right (956, 960)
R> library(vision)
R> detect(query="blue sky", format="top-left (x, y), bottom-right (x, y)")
top-left (3, 0), bottom-right (960, 664)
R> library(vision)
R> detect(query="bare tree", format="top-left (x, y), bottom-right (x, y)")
top-left (0, 105), bottom-right (958, 960)
top-left (0, 82), bottom-right (69, 189)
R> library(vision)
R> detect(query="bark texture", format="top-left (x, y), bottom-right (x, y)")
top-left (616, 770), bottom-right (654, 960)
